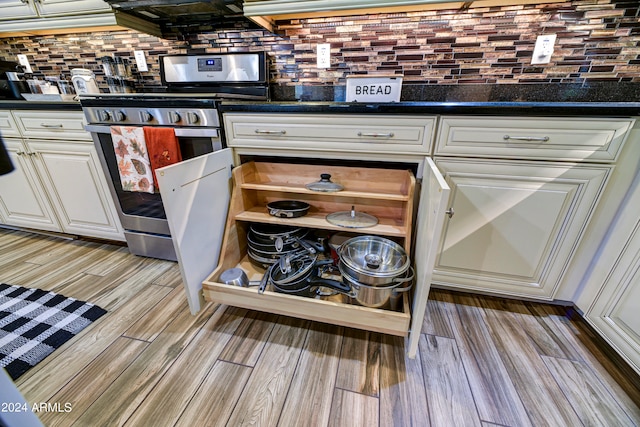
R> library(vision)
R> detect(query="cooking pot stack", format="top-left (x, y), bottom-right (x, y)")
top-left (246, 224), bottom-right (413, 309)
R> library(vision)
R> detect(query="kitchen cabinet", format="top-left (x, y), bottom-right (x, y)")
top-left (577, 158), bottom-right (640, 375)
top-left (0, 137), bottom-right (62, 232)
top-left (0, 110), bottom-right (124, 241)
top-left (432, 116), bottom-right (633, 300)
top-left (243, 0), bottom-right (561, 32)
top-left (432, 158), bottom-right (610, 299)
top-left (0, 0), bottom-right (110, 20)
top-left (223, 113), bottom-right (435, 157)
top-left (157, 145), bottom-right (449, 358)
top-left (585, 219), bottom-right (640, 375)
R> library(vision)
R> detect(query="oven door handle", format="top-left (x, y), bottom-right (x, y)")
top-left (84, 125), bottom-right (219, 138)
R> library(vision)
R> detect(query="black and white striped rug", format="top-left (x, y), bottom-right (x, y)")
top-left (0, 284), bottom-right (106, 380)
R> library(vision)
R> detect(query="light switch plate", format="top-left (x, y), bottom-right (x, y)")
top-left (531, 34), bottom-right (557, 65)
top-left (317, 43), bottom-right (331, 69)
top-left (134, 50), bottom-right (148, 72)
top-left (17, 54), bottom-right (33, 73)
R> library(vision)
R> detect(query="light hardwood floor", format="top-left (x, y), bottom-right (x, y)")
top-left (1, 228), bottom-right (639, 426)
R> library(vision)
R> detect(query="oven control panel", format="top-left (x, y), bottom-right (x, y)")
top-left (83, 107), bottom-right (220, 128)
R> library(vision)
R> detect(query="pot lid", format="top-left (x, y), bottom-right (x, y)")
top-left (306, 174), bottom-right (344, 192)
top-left (338, 235), bottom-right (409, 278)
top-left (326, 206), bottom-right (378, 229)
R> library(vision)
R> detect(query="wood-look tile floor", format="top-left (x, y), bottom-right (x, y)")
top-left (2, 228), bottom-right (639, 427)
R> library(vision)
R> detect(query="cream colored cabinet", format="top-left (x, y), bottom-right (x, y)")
top-left (224, 113), bottom-right (435, 158)
top-left (25, 139), bottom-right (124, 240)
top-left (0, 110), bottom-right (124, 241)
top-left (577, 167), bottom-right (640, 375)
top-left (585, 223), bottom-right (640, 375)
top-left (0, 0), bottom-right (110, 20)
top-left (431, 158), bottom-right (610, 299)
top-left (157, 143), bottom-right (449, 358)
top-left (0, 138), bottom-right (62, 232)
top-left (432, 116), bottom-right (633, 300)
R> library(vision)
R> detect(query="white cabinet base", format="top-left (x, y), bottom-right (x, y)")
top-left (433, 158), bottom-right (610, 299)
top-left (0, 139), bottom-right (62, 232)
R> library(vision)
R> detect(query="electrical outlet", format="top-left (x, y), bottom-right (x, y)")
top-left (531, 34), bottom-right (557, 65)
top-left (134, 50), bottom-right (148, 72)
top-left (17, 54), bottom-right (33, 74)
top-left (317, 43), bottom-right (331, 69)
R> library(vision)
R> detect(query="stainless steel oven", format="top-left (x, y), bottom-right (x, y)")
top-left (80, 52), bottom-right (268, 261)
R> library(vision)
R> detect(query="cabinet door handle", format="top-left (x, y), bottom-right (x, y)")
top-left (16, 151), bottom-right (25, 156)
top-left (503, 135), bottom-right (549, 142)
top-left (40, 123), bottom-right (64, 128)
top-left (357, 132), bottom-right (394, 138)
top-left (446, 208), bottom-right (454, 218)
top-left (254, 129), bottom-right (286, 135)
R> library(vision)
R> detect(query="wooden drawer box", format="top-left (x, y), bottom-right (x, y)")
top-left (12, 110), bottom-right (90, 141)
top-left (224, 113), bottom-right (436, 155)
top-left (201, 161), bottom-right (415, 336)
top-left (435, 116), bottom-right (634, 162)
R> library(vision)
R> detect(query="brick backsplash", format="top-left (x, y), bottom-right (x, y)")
top-left (0, 0), bottom-right (638, 89)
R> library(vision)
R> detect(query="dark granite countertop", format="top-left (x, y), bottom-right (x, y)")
top-left (224, 82), bottom-right (640, 116)
top-left (0, 100), bottom-right (82, 110)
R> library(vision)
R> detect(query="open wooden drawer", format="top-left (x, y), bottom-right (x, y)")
top-left (201, 161), bottom-right (415, 335)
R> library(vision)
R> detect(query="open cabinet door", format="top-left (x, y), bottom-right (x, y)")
top-left (156, 148), bottom-right (234, 314)
top-left (407, 157), bottom-right (450, 358)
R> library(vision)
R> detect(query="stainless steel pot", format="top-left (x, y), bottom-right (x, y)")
top-left (340, 264), bottom-right (413, 308)
top-left (337, 236), bottom-right (410, 286)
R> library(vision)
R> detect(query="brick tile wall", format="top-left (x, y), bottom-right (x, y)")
top-left (0, 0), bottom-right (637, 89)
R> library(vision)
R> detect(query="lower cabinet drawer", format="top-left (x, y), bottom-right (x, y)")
top-left (12, 110), bottom-right (89, 140)
top-left (224, 113), bottom-right (435, 155)
top-left (435, 116), bottom-right (634, 162)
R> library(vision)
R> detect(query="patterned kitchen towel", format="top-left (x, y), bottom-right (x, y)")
top-left (111, 126), bottom-right (155, 193)
top-left (143, 126), bottom-right (182, 190)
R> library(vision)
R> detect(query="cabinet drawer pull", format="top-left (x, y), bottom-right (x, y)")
top-left (254, 129), bottom-right (286, 135)
top-left (16, 151), bottom-right (25, 156)
top-left (40, 123), bottom-right (64, 128)
top-left (357, 132), bottom-right (394, 138)
top-left (503, 135), bottom-right (549, 142)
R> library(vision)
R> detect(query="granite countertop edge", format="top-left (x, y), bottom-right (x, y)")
top-left (218, 101), bottom-right (640, 116)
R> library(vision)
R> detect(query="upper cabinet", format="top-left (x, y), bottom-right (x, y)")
top-left (243, 0), bottom-right (560, 32)
top-left (0, 0), bottom-right (160, 37)
top-left (0, 0), bottom-right (110, 20)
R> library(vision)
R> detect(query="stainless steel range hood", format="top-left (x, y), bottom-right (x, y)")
top-left (106, 0), bottom-right (260, 35)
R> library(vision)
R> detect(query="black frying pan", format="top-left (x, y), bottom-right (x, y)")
top-left (267, 200), bottom-right (310, 218)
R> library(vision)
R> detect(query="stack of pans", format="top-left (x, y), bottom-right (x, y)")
top-left (247, 224), bottom-right (309, 269)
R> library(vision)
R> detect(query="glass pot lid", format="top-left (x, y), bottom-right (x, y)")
top-left (306, 174), bottom-right (344, 192)
top-left (338, 235), bottom-right (409, 278)
top-left (326, 206), bottom-right (378, 229)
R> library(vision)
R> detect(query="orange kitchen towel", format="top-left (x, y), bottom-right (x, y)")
top-left (143, 127), bottom-right (182, 189)
top-left (110, 126), bottom-right (154, 193)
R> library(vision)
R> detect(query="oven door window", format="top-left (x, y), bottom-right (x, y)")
top-left (97, 132), bottom-right (217, 219)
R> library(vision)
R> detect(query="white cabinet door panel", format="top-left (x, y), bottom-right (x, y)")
top-left (433, 158), bottom-right (610, 299)
top-left (36, 0), bottom-right (111, 16)
top-left (28, 141), bottom-right (123, 240)
top-left (0, 0), bottom-right (38, 20)
top-left (587, 220), bottom-right (640, 374)
top-left (407, 157), bottom-right (450, 358)
top-left (0, 139), bottom-right (61, 232)
top-left (156, 148), bottom-right (234, 314)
